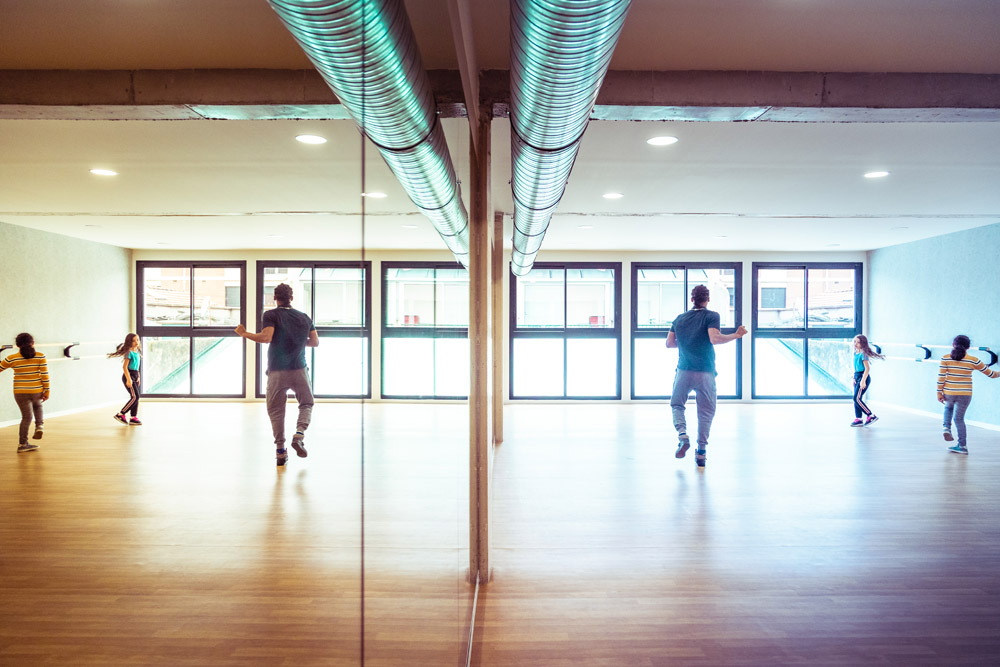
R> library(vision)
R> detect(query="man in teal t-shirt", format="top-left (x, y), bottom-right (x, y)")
top-left (667, 285), bottom-right (747, 467)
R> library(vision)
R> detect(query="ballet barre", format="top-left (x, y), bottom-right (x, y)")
top-left (1, 341), bottom-right (119, 361)
top-left (871, 343), bottom-right (997, 367)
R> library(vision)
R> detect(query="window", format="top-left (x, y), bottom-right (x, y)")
top-left (255, 262), bottom-right (371, 399)
top-left (510, 263), bottom-right (621, 399)
top-left (631, 263), bottom-right (742, 399)
top-left (382, 262), bottom-right (469, 399)
top-left (137, 262), bottom-right (246, 397)
top-left (751, 263), bottom-right (862, 398)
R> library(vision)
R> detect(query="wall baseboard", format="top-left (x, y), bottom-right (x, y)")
top-left (0, 401), bottom-right (119, 429)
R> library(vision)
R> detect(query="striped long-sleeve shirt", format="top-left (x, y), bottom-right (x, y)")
top-left (0, 351), bottom-right (50, 394)
top-left (937, 353), bottom-right (998, 396)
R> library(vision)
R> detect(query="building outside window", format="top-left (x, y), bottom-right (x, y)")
top-left (510, 263), bottom-right (622, 399)
top-left (137, 261), bottom-right (246, 397)
top-left (255, 262), bottom-right (371, 398)
top-left (631, 263), bottom-right (742, 399)
top-left (382, 262), bottom-right (469, 399)
top-left (752, 263), bottom-right (862, 398)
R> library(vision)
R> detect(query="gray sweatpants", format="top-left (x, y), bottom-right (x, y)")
top-left (14, 392), bottom-right (44, 445)
top-left (670, 370), bottom-right (717, 449)
top-left (265, 368), bottom-right (314, 448)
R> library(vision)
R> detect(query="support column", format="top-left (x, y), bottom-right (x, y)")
top-left (469, 107), bottom-right (492, 584)
top-left (492, 211), bottom-right (505, 445)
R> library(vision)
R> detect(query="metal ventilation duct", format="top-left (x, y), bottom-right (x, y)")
top-left (509, 0), bottom-right (631, 276)
top-left (267, 0), bottom-right (469, 265)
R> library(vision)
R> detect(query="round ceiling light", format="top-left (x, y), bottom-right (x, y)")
top-left (89, 168), bottom-right (118, 176)
top-left (647, 136), bottom-right (679, 146)
top-left (295, 134), bottom-right (327, 145)
top-left (602, 192), bottom-right (624, 200)
top-left (864, 171), bottom-right (890, 179)
top-left (362, 191), bottom-right (387, 199)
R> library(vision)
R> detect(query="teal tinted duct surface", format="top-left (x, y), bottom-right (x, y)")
top-left (509, 0), bottom-right (631, 276)
top-left (267, 0), bottom-right (469, 265)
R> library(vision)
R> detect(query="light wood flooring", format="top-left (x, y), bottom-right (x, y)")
top-left (3, 402), bottom-right (1000, 666)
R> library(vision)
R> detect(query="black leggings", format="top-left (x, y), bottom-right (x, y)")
top-left (853, 371), bottom-right (872, 418)
top-left (120, 369), bottom-right (140, 417)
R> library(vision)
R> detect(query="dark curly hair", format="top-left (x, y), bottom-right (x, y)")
top-left (274, 283), bottom-right (293, 304)
top-left (15, 332), bottom-right (36, 359)
top-left (691, 285), bottom-right (710, 307)
top-left (951, 334), bottom-right (971, 362)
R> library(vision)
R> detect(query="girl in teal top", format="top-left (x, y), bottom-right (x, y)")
top-left (108, 333), bottom-right (142, 425)
top-left (851, 334), bottom-right (884, 427)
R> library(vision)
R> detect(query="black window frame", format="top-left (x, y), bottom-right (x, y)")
top-left (751, 262), bottom-right (863, 399)
top-left (509, 262), bottom-right (623, 400)
top-left (136, 260), bottom-right (248, 398)
top-left (381, 260), bottom-right (469, 400)
top-left (630, 262), bottom-right (743, 400)
top-left (255, 260), bottom-right (372, 399)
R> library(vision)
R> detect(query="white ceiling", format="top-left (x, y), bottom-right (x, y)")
top-left (1, 0), bottom-right (999, 254)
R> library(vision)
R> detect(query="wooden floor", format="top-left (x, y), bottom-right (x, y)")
top-left (3, 402), bottom-right (1000, 666)
top-left (475, 403), bottom-right (1000, 666)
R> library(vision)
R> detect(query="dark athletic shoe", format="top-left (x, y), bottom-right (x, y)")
top-left (290, 436), bottom-right (308, 458)
top-left (276, 448), bottom-right (289, 467)
top-left (32, 428), bottom-right (43, 440)
top-left (18, 443), bottom-right (39, 453)
top-left (850, 419), bottom-right (864, 427)
top-left (113, 413), bottom-right (128, 425)
top-left (865, 415), bottom-right (879, 426)
top-left (948, 444), bottom-right (968, 455)
top-left (695, 449), bottom-right (706, 468)
top-left (129, 418), bottom-right (142, 426)
top-left (675, 434), bottom-right (690, 459)
top-left (943, 429), bottom-right (954, 442)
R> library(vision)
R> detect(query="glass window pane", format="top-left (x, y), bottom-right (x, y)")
top-left (566, 338), bottom-right (617, 397)
top-left (434, 337), bottom-right (470, 397)
top-left (807, 268), bottom-right (856, 329)
top-left (636, 269), bottom-right (684, 329)
top-left (633, 337), bottom-right (679, 397)
top-left (515, 269), bottom-right (565, 329)
top-left (262, 267), bottom-right (313, 320)
top-left (314, 337), bottom-right (368, 396)
top-left (758, 269), bottom-right (804, 328)
top-left (512, 338), bottom-right (564, 397)
top-left (690, 268), bottom-right (736, 329)
top-left (143, 336), bottom-right (191, 394)
top-left (807, 339), bottom-right (854, 396)
top-left (143, 266), bottom-right (191, 327)
top-left (314, 267), bottom-right (365, 328)
top-left (714, 339), bottom-right (738, 397)
top-left (193, 267), bottom-right (241, 328)
top-left (567, 268), bottom-right (615, 328)
top-left (755, 338), bottom-right (804, 396)
top-left (383, 338), bottom-right (434, 396)
top-left (435, 268), bottom-right (469, 328)
top-left (192, 337), bottom-right (243, 395)
top-left (386, 268), bottom-right (436, 327)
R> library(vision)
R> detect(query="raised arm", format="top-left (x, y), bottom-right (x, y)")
top-left (235, 324), bottom-right (274, 344)
top-left (708, 325), bottom-right (748, 345)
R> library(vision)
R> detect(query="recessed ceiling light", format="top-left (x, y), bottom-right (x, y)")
top-left (602, 192), bottom-right (624, 200)
top-left (864, 171), bottom-right (890, 178)
top-left (647, 136), bottom-right (679, 146)
top-left (363, 191), bottom-right (387, 199)
top-left (295, 134), bottom-right (327, 144)
top-left (401, 224), bottom-right (418, 229)
top-left (89, 168), bottom-right (117, 176)
top-left (578, 224), bottom-right (594, 229)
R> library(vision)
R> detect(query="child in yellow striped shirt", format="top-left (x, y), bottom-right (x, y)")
top-left (937, 335), bottom-right (998, 455)
top-left (0, 333), bottom-right (50, 452)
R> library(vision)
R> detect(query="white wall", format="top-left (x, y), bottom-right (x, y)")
top-left (0, 222), bottom-right (132, 424)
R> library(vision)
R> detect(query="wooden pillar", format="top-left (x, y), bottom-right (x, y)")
top-left (492, 211), bottom-right (504, 445)
top-left (469, 107), bottom-right (492, 584)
